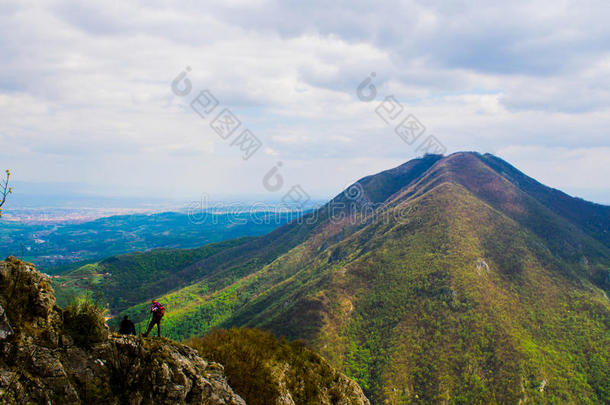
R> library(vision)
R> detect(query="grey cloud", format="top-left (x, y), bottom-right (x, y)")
top-left (52, 2), bottom-right (132, 36)
top-left (207, 0), bottom-right (610, 76)
top-left (0, 0), bottom-right (609, 201)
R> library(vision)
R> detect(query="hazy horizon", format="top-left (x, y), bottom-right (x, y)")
top-left (3, 150), bottom-right (610, 212)
top-left (1, 1), bottom-right (609, 208)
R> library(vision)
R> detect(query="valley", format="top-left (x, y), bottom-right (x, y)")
top-left (51, 152), bottom-right (609, 404)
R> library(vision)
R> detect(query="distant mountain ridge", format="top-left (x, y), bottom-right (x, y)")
top-left (111, 152), bottom-right (608, 403)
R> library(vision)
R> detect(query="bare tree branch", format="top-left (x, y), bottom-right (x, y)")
top-left (0, 169), bottom-right (12, 217)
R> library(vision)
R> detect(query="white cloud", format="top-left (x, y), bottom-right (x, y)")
top-left (0, 0), bottom-right (609, 204)
top-left (496, 146), bottom-right (610, 204)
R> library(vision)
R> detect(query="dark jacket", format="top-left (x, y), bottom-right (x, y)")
top-left (119, 318), bottom-right (136, 335)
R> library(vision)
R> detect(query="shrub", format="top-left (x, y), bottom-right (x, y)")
top-left (188, 328), bottom-right (342, 405)
top-left (63, 294), bottom-right (108, 347)
top-left (188, 328), bottom-right (280, 404)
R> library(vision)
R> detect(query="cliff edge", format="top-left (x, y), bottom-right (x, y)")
top-left (0, 256), bottom-right (245, 404)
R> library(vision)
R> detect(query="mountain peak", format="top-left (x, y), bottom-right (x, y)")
top-left (44, 152), bottom-right (610, 404)
top-left (346, 152), bottom-right (608, 232)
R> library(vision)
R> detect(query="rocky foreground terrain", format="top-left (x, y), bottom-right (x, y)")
top-left (0, 256), bottom-right (245, 404)
top-left (0, 256), bottom-right (369, 404)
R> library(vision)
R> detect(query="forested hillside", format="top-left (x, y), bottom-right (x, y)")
top-left (0, 256), bottom-right (369, 404)
top-left (53, 237), bottom-right (254, 310)
top-left (116, 152), bottom-right (609, 404)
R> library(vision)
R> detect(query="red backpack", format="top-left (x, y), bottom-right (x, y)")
top-left (153, 302), bottom-right (165, 317)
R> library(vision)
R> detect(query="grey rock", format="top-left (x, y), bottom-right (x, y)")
top-left (0, 304), bottom-right (13, 340)
top-left (0, 257), bottom-right (245, 405)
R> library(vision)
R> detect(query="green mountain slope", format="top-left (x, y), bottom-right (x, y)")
top-left (120, 152), bottom-right (609, 404)
top-left (54, 237), bottom-right (254, 310)
top-left (0, 257), bottom-right (370, 404)
top-left (51, 210), bottom-right (301, 310)
top-left (479, 153), bottom-right (610, 246)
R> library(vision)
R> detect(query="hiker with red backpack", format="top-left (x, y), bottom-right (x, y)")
top-left (142, 299), bottom-right (165, 337)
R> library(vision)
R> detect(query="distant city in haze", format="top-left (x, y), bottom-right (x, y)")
top-left (1, 179), bottom-right (328, 224)
top-left (3, 167), bottom-right (609, 226)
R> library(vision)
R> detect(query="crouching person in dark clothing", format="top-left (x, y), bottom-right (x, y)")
top-left (119, 315), bottom-right (136, 335)
top-left (143, 299), bottom-right (165, 337)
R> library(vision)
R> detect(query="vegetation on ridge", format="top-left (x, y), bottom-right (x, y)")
top-left (54, 237), bottom-right (253, 310)
top-left (62, 293), bottom-right (108, 348)
top-left (0, 256), bottom-right (368, 404)
top-left (188, 328), bottom-right (369, 405)
top-left (88, 153), bottom-right (610, 403)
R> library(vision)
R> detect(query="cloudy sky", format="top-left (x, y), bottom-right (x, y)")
top-left (1, 0), bottom-right (609, 205)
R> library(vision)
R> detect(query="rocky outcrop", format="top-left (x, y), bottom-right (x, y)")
top-left (189, 328), bottom-right (371, 405)
top-left (271, 355), bottom-right (370, 405)
top-left (0, 256), bottom-right (244, 404)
